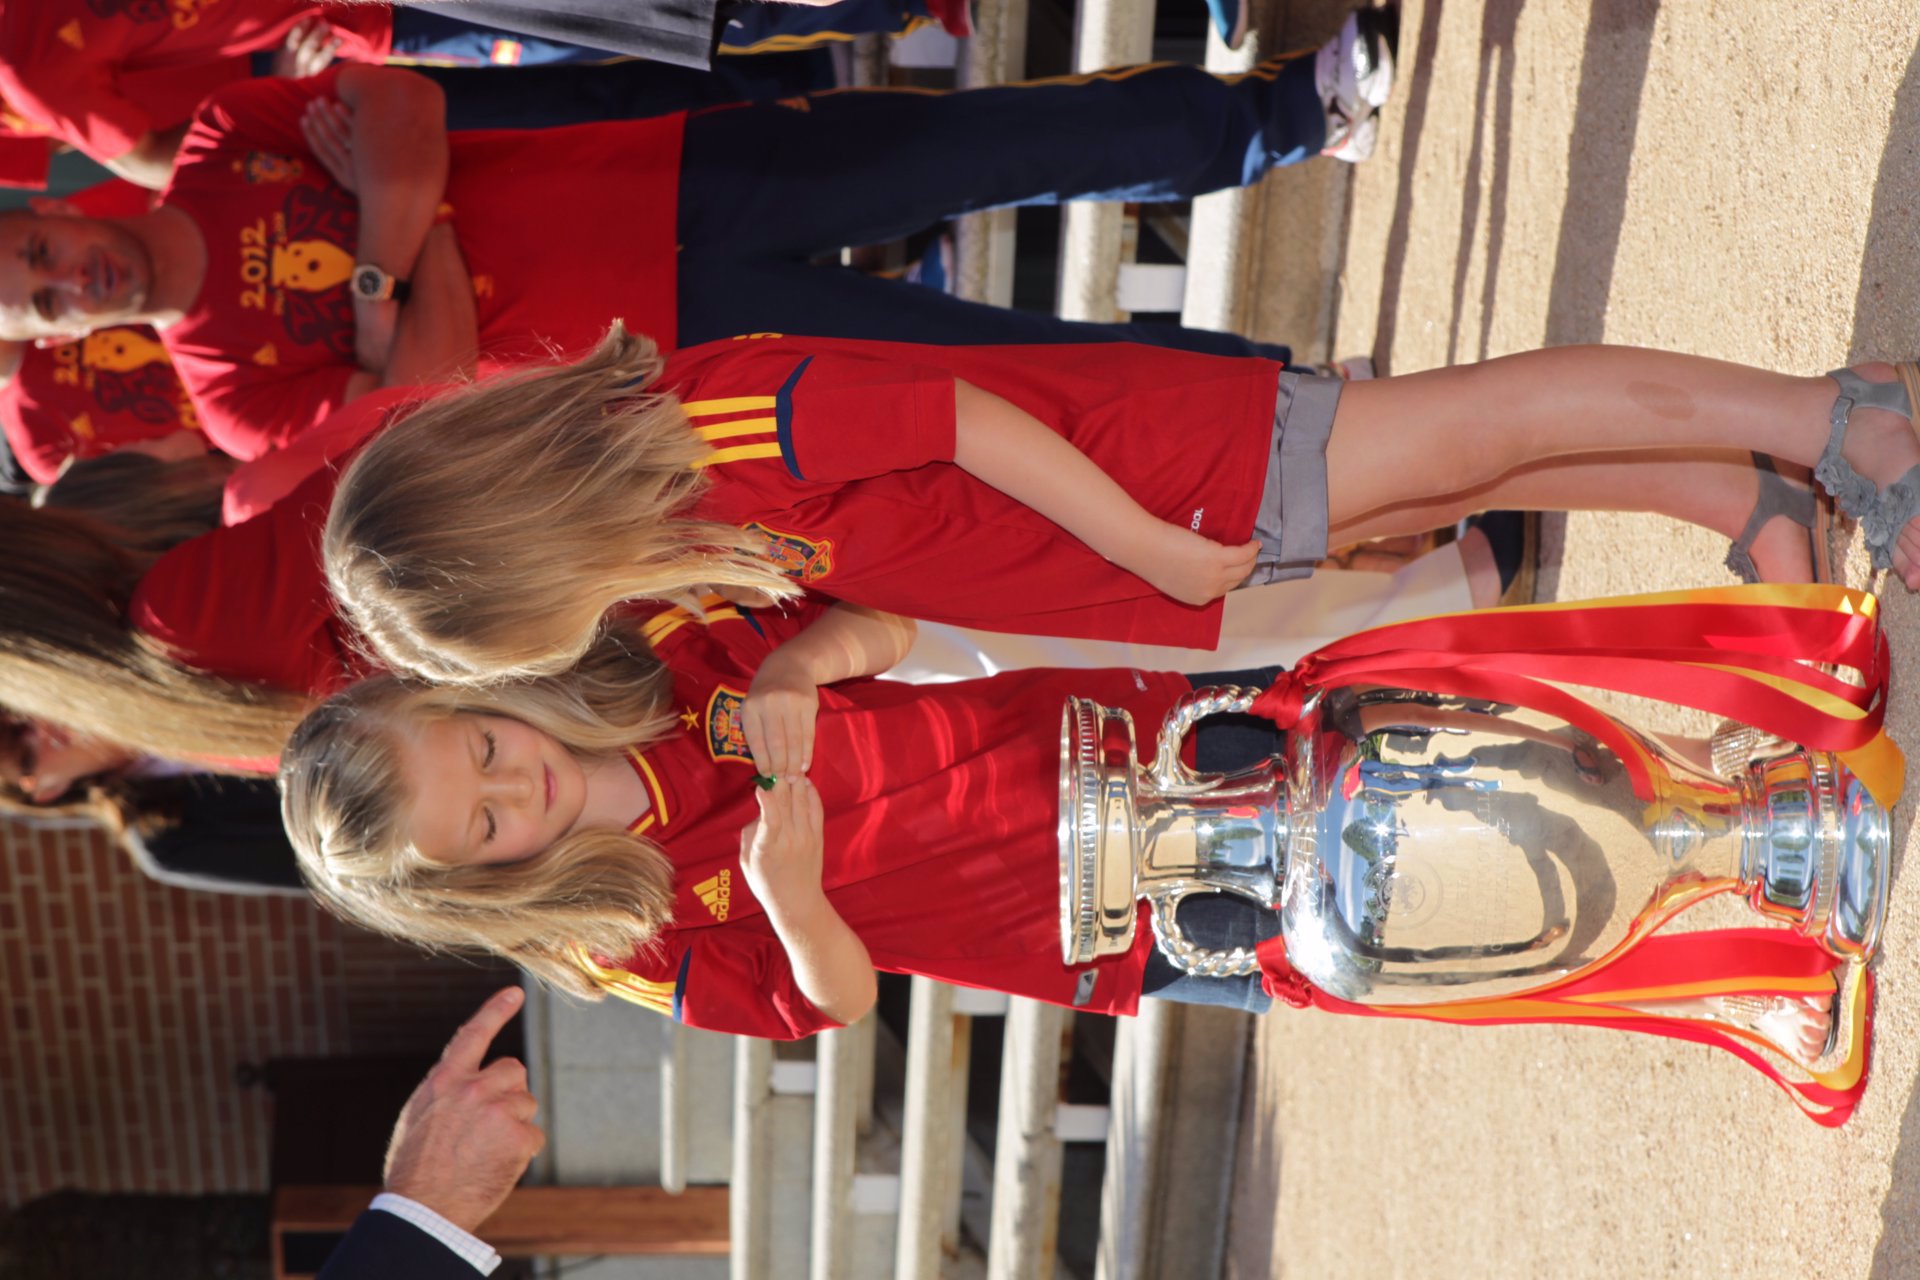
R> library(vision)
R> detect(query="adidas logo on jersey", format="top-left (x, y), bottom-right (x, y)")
top-left (694, 871), bottom-right (732, 921)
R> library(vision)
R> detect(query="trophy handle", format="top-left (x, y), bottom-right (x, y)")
top-left (1147, 886), bottom-right (1265, 977)
top-left (1148, 685), bottom-right (1263, 793)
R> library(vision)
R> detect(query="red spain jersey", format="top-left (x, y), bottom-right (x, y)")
top-left (582, 599), bottom-right (1177, 1041)
top-left (666, 335), bottom-right (1279, 650)
top-left (158, 67), bottom-right (682, 459)
top-left (0, 0), bottom-right (389, 165)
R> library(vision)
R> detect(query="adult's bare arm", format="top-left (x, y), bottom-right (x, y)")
top-left (333, 63), bottom-right (447, 279)
top-left (101, 122), bottom-right (192, 190)
top-left (381, 223), bottom-right (478, 389)
top-left (314, 65), bottom-right (448, 375)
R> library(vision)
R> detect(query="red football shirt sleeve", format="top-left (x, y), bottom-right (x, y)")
top-left (779, 348), bottom-right (957, 482)
top-left (672, 340), bottom-right (956, 489)
top-left (671, 923), bottom-right (843, 1041)
top-left (0, 58), bottom-right (149, 161)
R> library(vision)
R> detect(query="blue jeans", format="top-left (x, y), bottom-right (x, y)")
top-left (675, 56), bottom-right (1325, 359)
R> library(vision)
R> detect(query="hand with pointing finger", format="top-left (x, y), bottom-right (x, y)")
top-left (382, 986), bottom-right (545, 1233)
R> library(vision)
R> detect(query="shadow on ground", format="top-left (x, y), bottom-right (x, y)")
top-left (1375, 2), bottom-right (1660, 364)
top-left (1540, 0), bottom-right (1659, 347)
top-left (1445, 0), bottom-right (1522, 365)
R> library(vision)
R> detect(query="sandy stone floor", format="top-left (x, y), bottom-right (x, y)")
top-left (1226, 3), bottom-right (1920, 1276)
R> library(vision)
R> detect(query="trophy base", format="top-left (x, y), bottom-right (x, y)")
top-left (1745, 748), bottom-right (1890, 962)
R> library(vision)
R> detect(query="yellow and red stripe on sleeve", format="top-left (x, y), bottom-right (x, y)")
top-left (685, 394), bottom-right (782, 470)
top-left (569, 944), bottom-right (677, 1019)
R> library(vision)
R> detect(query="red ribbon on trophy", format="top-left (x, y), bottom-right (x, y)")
top-left (1246, 584), bottom-right (1898, 1127)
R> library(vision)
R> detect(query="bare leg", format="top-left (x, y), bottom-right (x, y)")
top-left (1324, 348), bottom-right (1920, 584)
top-left (1330, 448), bottom-right (1818, 584)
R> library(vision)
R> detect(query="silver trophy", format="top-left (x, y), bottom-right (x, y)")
top-left (1059, 685), bottom-right (1890, 1005)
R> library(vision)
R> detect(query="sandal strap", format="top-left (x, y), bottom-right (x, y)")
top-left (1815, 366), bottom-right (1920, 569)
top-left (1862, 461), bottom-right (1920, 571)
top-left (1723, 452), bottom-right (1816, 583)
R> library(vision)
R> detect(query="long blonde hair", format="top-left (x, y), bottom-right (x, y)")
top-left (0, 502), bottom-right (308, 764)
top-left (325, 324), bottom-right (794, 684)
top-left (279, 630), bottom-right (681, 996)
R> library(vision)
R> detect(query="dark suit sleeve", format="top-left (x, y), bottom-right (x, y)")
top-left (316, 1210), bottom-right (487, 1280)
top-left (399, 0), bottom-right (723, 69)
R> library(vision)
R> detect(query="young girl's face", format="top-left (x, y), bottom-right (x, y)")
top-left (396, 711), bottom-right (590, 867)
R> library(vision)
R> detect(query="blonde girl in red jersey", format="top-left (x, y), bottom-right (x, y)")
top-left (281, 592), bottom-right (1850, 1071)
top-left (280, 602), bottom-right (919, 1029)
top-left (324, 325), bottom-right (1920, 687)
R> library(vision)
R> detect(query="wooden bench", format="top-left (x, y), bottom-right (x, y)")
top-left (270, 1184), bottom-right (730, 1279)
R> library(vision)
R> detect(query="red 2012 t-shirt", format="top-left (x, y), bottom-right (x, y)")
top-left (0, 0), bottom-right (389, 165)
top-left (159, 66), bottom-right (681, 458)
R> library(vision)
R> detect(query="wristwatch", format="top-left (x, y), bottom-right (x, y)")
top-left (351, 263), bottom-right (410, 305)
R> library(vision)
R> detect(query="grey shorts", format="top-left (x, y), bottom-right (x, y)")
top-left (1246, 370), bottom-right (1342, 585)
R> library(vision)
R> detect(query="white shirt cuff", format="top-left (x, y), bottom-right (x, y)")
top-left (369, 1192), bottom-right (503, 1276)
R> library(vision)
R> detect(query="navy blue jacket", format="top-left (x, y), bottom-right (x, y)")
top-left (317, 1210), bottom-right (486, 1280)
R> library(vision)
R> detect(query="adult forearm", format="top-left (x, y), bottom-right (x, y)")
top-left (102, 122), bottom-right (191, 189)
top-left (339, 65), bottom-right (449, 279)
top-left (380, 226), bottom-right (478, 388)
top-left (764, 894), bottom-right (877, 1025)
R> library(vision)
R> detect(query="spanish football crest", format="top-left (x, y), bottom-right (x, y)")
top-left (705, 686), bottom-right (754, 765)
top-left (234, 152), bottom-right (305, 185)
top-left (743, 521), bottom-right (833, 583)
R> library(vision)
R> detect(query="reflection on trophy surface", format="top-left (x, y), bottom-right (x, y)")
top-left (1059, 684), bottom-right (1891, 1008)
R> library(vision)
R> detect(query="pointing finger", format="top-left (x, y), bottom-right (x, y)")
top-left (440, 986), bottom-right (524, 1073)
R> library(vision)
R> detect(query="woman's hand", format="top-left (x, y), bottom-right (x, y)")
top-left (4, 721), bottom-right (137, 804)
top-left (737, 777), bottom-right (826, 912)
top-left (1135, 521), bottom-right (1260, 605)
top-left (274, 17), bottom-right (343, 80)
top-left (742, 650), bottom-right (819, 779)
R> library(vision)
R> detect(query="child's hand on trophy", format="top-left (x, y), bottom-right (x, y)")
top-left (738, 776), bottom-right (827, 910)
top-left (743, 650), bottom-right (820, 779)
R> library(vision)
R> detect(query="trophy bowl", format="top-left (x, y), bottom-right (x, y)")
top-left (1060, 684), bottom-right (1891, 1006)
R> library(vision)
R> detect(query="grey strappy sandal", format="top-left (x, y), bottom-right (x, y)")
top-left (1814, 364), bottom-right (1920, 571)
top-left (1725, 452), bottom-right (1832, 584)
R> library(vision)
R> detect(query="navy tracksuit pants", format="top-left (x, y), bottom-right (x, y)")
top-left (674, 55), bottom-right (1327, 362)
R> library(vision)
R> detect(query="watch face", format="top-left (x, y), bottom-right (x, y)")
top-left (353, 266), bottom-right (384, 300)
